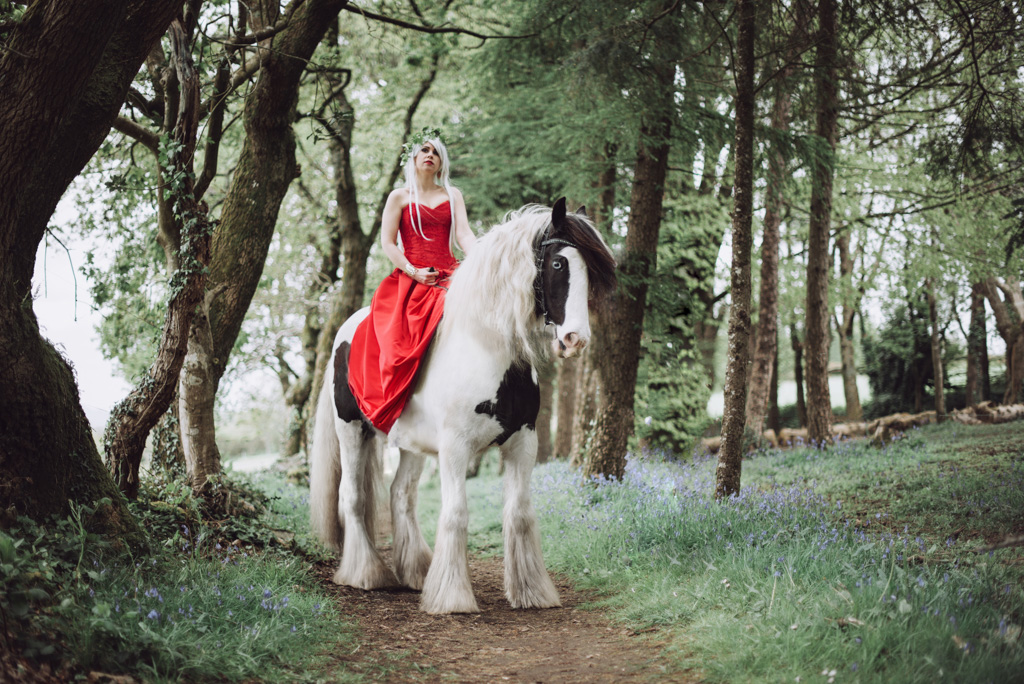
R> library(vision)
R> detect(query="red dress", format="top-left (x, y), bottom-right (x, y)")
top-left (348, 201), bottom-right (459, 432)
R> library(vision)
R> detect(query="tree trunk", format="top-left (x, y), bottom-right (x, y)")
top-left (536, 361), bottom-right (555, 464)
top-left (715, 0), bottom-right (756, 499)
top-left (805, 0), bottom-right (838, 445)
top-left (0, 0), bottom-right (182, 535)
top-left (106, 18), bottom-right (212, 498)
top-left (570, 353), bottom-right (598, 468)
top-left (179, 298), bottom-right (223, 491)
top-left (926, 279), bottom-right (946, 418)
top-left (179, 0), bottom-right (349, 488)
top-left (554, 357), bottom-right (579, 458)
top-left (569, 145), bottom-right (617, 465)
top-left (745, 16), bottom-right (800, 435)
top-left (983, 278), bottom-right (1024, 404)
top-left (835, 231), bottom-right (863, 421)
top-left (583, 53), bottom-right (675, 481)
top-left (965, 282), bottom-right (986, 405)
top-left (791, 325), bottom-right (807, 428)
top-left (768, 346), bottom-right (781, 435)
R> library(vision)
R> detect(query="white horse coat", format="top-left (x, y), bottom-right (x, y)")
top-left (309, 198), bottom-right (616, 614)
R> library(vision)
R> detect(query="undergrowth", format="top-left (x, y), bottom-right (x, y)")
top-left (0, 470), bottom-right (353, 682)
top-left (447, 422), bottom-right (1024, 683)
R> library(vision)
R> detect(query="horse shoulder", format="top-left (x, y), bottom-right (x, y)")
top-left (474, 363), bottom-right (540, 446)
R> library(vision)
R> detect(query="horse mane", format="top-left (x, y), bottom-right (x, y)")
top-left (441, 203), bottom-right (617, 368)
top-left (561, 211), bottom-right (617, 300)
top-left (441, 206), bottom-right (550, 367)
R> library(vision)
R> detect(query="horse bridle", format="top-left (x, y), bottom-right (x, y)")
top-left (534, 222), bottom-right (581, 326)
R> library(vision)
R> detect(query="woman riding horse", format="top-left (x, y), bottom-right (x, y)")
top-left (310, 128), bottom-right (617, 614)
top-left (348, 128), bottom-right (476, 432)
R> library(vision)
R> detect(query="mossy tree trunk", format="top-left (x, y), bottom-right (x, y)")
top-left (835, 230), bottom-right (863, 421)
top-left (964, 282), bottom-right (988, 405)
top-left (926, 278), bottom-right (946, 418)
top-left (178, 0), bottom-right (350, 491)
top-left (0, 0), bottom-right (182, 535)
top-left (106, 16), bottom-right (213, 499)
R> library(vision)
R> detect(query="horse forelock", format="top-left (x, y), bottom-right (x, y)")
top-left (559, 213), bottom-right (618, 300)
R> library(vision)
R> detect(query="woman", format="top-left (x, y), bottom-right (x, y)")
top-left (347, 129), bottom-right (476, 433)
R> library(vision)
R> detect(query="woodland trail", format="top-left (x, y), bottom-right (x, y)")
top-left (316, 550), bottom-right (694, 683)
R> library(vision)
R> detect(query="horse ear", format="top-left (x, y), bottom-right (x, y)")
top-left (576, 205), bottom-right (588, 218)
top-left (552, 197), bottom-right (567, 225)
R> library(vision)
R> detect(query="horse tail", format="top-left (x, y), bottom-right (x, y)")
top-left (309, 369), bottom-right (343, 553)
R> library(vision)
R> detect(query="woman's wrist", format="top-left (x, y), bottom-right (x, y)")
top-left (404, 263), bottom-right (417, 277)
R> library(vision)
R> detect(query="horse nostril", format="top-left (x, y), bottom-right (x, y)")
top-left (564, 332), bottom-right (578, 348)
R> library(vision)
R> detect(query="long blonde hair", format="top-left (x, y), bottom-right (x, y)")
top-left (402, 136), bottom-right (458, 255)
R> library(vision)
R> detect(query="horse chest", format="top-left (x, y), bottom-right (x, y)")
top-left (474, 363), bottom-right (540, 446)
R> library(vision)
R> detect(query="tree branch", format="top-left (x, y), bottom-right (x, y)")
top-left (343, 3), bottom-right (536, 40)
top-left (112, 115), bottom-right (161, 153)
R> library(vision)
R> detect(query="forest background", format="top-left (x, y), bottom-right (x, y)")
top-left (1, 0), bottom-right (1022, 559)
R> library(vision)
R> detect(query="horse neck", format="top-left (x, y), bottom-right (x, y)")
top-left (441, 220), bottom-right (547, 368)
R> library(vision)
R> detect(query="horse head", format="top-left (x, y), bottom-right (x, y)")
top-left (535, 198), bottom-right (617, 358)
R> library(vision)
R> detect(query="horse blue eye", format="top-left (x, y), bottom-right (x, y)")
top-left (553, 261), bottom-right (563, 270)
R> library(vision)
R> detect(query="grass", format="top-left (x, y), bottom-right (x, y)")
top-left (435, 421), bottom-right (1024, 683)
top-left (0, 471), bottom-right (366, 683)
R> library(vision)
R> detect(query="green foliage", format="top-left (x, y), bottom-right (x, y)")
top-left (860, 295), bottom-right (962, 418)
top-left (517, 423), bottom-right (1024, 682)
top-left (0, 473), bottom-right (351, 681)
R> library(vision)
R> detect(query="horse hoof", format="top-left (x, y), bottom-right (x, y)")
top-left (333, 563), bottom-right (398, 590)
top-left (419, 594), bottom-right (480, 615)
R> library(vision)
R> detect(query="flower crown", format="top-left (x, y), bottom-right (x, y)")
top-left (401, 126), bottom-right (446, 167)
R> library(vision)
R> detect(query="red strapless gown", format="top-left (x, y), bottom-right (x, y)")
top-left (348, 201), bottom-right (459, 432)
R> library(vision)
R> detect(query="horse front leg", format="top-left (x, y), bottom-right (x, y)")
top-left (419, 438), bottom-right (479, 614)
top-left (391, 448), bottom-right (433, 590)
top-left (501, 429), bottom-right (560, 609)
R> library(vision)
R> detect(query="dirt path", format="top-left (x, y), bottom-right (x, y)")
top-left (316, 550), bottom-right (688, 683)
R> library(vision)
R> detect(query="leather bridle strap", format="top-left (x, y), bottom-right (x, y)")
top-left (533, 223), bottom-right (580, 326)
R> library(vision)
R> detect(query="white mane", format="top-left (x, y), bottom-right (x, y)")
top-left (439, 205), bottom-right (552, 367)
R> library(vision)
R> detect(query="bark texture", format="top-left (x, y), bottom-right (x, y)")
top-left (715, 0), bottom-right (756, 499)
top-left (926, 279), bottom-right (946, 418)
top-left (791, 325), bottom-right (807, 427)
top-left (0, 0), bottom-right (183, 532)
top-left (567, 146), bottom-right (617, 464)
top-left (536, 361), bottom-right (555, 464)
top-left (179, 0), bottom-right (349, 488)
top-left (582, 58), bottom-right (675, 481)
top-left (835, 231), bottom-right (863, 420)
top-left (964, 282), bottom-right (987, 405)
top-left (805, 0), bottom-right (838, 445)
top-left (106, 18), bottom-right (213, 498)
top-left (554, 358), bottom-right (579, 458)
top-left (984, 278), bottom-right (1024, 404)
top-left (745, 10), bottom-right (803, 435)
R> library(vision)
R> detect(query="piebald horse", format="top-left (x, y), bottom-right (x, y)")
top-left (310, 198), bottom-right (616, 614)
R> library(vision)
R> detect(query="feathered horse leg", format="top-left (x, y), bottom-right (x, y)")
top-left (391, 448), bottom-right (433, 590)
top-left (501, 428), bottom-right (560, 609)
top-left (333, 424), bottom-right (397, 589)
top-left (419, 436), bottom-right (479, 614)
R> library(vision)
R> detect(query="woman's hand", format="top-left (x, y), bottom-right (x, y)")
top-left (408, 266), bottom-right (438, 286)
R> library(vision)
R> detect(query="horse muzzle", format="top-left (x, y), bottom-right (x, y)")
top-left (554, 331), bottom-right (588, 358)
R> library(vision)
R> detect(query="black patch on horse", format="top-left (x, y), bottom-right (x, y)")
top-left (333, 342), bottom-right (374, 437)
top-left (474, 363), bottom-right (540, 446)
